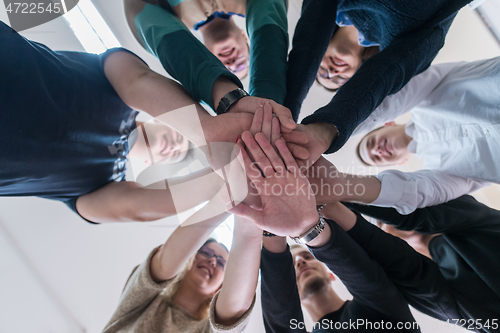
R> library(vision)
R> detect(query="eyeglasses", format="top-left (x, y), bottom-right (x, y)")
top-left (317, 66), bottom-right (348, 87)
top-left (197, 246), bottom-right (227, 271)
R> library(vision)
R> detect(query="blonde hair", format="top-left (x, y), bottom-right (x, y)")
top-left (162, 240), bottom-right (225, 320)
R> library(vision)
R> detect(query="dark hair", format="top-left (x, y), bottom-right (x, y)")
top-left (203, 238), bottom-right (229, 253)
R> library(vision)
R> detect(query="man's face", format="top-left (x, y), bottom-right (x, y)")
top-left (358, 123), bottom-right (411, 166)
top-left (140, 121), bottom-right (189, 165)
top-left (291, 247), bottom-right (332, 300)
top-left (317, 27), bottom-right (363, 90)
top-left (205, 29), bottom-right (249, 79)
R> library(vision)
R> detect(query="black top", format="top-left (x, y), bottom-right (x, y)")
top-left (260, 218), bottom-right (420, 332)
top-left (0, 21), bottom-right (138, 213)
top-left (345, 195), bottom-right (500, 332)
top-left (284, 0), bottom-right (471, 153)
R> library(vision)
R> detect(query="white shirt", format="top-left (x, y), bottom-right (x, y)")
top-left (353, 57), bottom-right (500, 214)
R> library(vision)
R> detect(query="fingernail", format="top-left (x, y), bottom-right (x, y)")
top-left (289, 118), bottom-right (295, 123)
top-left (235, 135), bottom-right (240, 143)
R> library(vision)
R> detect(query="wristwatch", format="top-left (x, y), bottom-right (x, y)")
top-left (291, 216), bottom-right (326, 245)
top-left (216, 88), bottom-right (249, 115)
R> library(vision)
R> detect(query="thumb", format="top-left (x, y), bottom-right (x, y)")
top-left (226, 202), bottom-right (261, 221)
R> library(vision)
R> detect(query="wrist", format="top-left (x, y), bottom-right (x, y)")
top-left (212, 76), bottom-right (240, 109)
top-left (234, 217), bottom-right (262, 240)
top-left (262, 236), bottom-right (287, 254)
top-left (343, 175), bottom-right (381, 203)
top-left (306, 222), bottom-right (331, 248)
top-left (308, 122), bottom-right (338, 152)
top-left (294, 213), bottom-right (321, 238)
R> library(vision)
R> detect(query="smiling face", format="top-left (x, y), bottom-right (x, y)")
top-left (291, 246), bottom-right (333, 300)
top-left (358, 122), bottom-right (412, 166)
top-left (131, 121), bottom-right (190, 166)
top-left (317, 26), bottom-right (364, 90)
top-left (185, 242), bottom-right (229, 297)
top-left (202, 17), bottom-right (249, 79)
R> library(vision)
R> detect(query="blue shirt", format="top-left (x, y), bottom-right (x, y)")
top-left (336, 11), bottom-right (378, 47)
top-left (0, 21), bottom-right (138, 215)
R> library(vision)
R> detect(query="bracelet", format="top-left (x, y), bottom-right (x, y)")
top-left (216, 88), bottom-right (249, 115)
top-left (263, 230), bottom-right (277, 237)
top-left (290, 216), bottom-right (326, 245)
top-left (317, 204), bottom-right (326, 215)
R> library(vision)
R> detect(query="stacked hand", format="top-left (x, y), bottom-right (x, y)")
top-left (227, 131), bottom-right (319, 238)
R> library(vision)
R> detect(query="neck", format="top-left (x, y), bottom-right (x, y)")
top-left (399, 124), bottom-right (413, 148)
top-left (302, 286), bottom-right (345, 322)
top-left (172, 1), bottom-right (207, 29)
top-left (219, 0), bottom-right (246, 14)
top-left (171, 279), bottom-right (207, 318)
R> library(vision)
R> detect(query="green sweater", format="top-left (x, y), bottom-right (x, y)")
top-left (134, 0), bottom-right (288, 109)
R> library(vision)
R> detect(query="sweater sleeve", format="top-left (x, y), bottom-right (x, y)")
top-left (209, 290), bottom-right (256, 333)
top-left (260, 246), bottom-right (306, 333)
top-left (345, 195), bottom-right (500, 234)
top-left (246, 0), bottom-right (289, 104)
top-left (302, 15), bottom-right (456, 153)
top-left (283, 0), bottom-right (339, 120)
top-left (309, 219), bottom-right (417, 324)
top-left (346, 213), bottom-right (460, 321)
top-left (104, 246), bottom-right (172, 330)
top-left (134, 4), bottom-right (242, 109)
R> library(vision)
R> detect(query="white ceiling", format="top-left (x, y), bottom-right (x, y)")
top-left (0, 1), bottom-right (499, 333)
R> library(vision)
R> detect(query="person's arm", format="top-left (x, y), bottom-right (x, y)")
top-left (307, 214), bottom-right (419, 324)
top-left (261, 237), bottom-right (307, 333)
top-left (368, 169), bottom-right (491, 215)
top-left (345, 195), bottom-right (500, 234)
top-left (75, 169), bottom-right (224, 223)
top-left (319, 202), bottom-right (459, 321)
top-left (284, 0), bottom-right (339, 120)
top-left (302, 16), bottom-right (457, 154)
top-left (345, 195), bottom-right (500, 305)
top-left (306, 156), bottom-right (491, 215)
top-left (212, 216), bottom-right (261, 327)
top-left (351, 62), bottom-right (459, 136)
top-left (104, 201), bottom-right (229, 331)
top-left (246, 0), bottom-right (288, 104)
top-left (125, 1), bottom-right (242, 109)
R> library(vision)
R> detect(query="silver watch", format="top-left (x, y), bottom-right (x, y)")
top-left (291, 216), bottom-right (326, 244)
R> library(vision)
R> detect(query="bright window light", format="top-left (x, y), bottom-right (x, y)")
top-left (213, 215), bottom-right (234, 250)
top-left (62, 0), bottom-right (120, 53)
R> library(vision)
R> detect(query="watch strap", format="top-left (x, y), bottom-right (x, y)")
top-left (216, 88), bottom-right (249, 115)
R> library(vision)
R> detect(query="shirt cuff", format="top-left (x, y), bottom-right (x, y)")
top-left (370, 171), bottom-right (416, 215)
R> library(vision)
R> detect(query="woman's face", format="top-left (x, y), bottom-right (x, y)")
top-left (186, 242), bottom-right (229, 296)
top-left (317, 26), bottom-right (364, 90)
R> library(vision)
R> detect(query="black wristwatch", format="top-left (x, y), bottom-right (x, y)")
top-left (216, 88), bottom-right (249, 115)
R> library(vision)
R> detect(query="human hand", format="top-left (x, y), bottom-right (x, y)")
top-left (304, 156), bottom-right (347, 205)
top-left (283, 123), bottom-right (338, 167)
top-left (230, 97), bottom-right (296, 133)
top-left (227, 131), bottom-right (319, 237)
